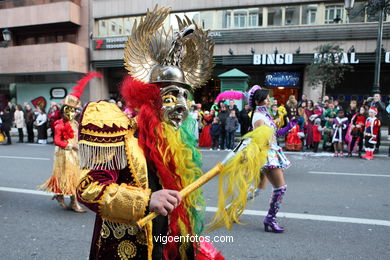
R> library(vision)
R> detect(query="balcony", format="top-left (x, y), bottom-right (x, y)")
top-left (0, 0), bottom-right (81, 28)
top-left (0, 42), bottom-right (88, 74)
top-left (0, 0), bottom-right (80, 9)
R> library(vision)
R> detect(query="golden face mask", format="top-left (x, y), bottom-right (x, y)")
top-left (63, 105), bottom-right (76, 121)
top-left (160, 85), bottom-right (189, 129)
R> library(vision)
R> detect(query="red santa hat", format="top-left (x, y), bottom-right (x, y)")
top-left (368, 107), bottom-right (378, 115)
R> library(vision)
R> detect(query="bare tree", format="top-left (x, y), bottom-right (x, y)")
top-left (306, 43), bottom-right (353, 97)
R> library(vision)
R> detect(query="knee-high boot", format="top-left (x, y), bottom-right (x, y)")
top-left (263, 185), bottom-right (287, 233)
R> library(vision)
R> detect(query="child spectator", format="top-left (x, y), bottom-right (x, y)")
top-left (210, 117), bottom-right (221, 150)
top-left (225, 110), bottom-right (239, 150)
top-left (312, 117), bottom-right (323, 153)
top-left (362, 107), bottom-right (381, 160)
top-left (199, 111), bottom-right (213, 148)
top-left (332, 110), bottom-right (348, 157)
top-left (347, 106), bottom-right (366, 157)
top-left (322, 103), bottom-right (339, 151)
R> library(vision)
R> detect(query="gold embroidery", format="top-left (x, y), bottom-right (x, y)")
top-left (136, 231), bottom-right (148, 245)
top-left (81, 128), bottom-right (129, 137)
top-left (97, 236), bottom-right (102, 250)
top-left (101, 222), bottom-right (110, 239)
top-left (102, 220), bottom-right (140, 239)
top-left (124, 131), bottom-right (148, 189)
top-left (117, 240), bottom-right (137, 260)
top-left (81, 101), bottom-right (130, 129)
top-left (80, 181), bottom-right (104, 203)
top-left (127, 225), bottom-right (139, 236)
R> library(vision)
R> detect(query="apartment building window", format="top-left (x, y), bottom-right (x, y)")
top-left (268, 7), bottom-right (283, 26)
top-left (325, 5), bottom-right (344, 24)
top-left (248, 8), bottom-right (263, 27)
top-left (302, 5), bottom-right (317, 24)
top-left (285, 6), bottom-right (300, 25)
top-left (223, 10), bottom-right (232, 28)
top-left (234, 11), bottom-right (247, 28)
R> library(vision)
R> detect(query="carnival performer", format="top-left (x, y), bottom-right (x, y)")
top-left (76, 7), bottom-right (222, 260)
top-left (347, 106), bottom-right (366, 157)
top-left (362, 107), bottom-right (381, 160)
top-left (246, 85), bottom-right (297, 233)
top-left (39, 72), bottom-right (102, 212)
top-left (332, 110), bottom-right (348, 157)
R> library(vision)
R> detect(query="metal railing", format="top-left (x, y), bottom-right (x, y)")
top-left (0, 0), bottom-right (80, 9)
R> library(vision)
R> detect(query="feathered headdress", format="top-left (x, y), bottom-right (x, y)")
top-left (63, 72), bottom-right (103, 108)
top-left (123, 5), bottom-right (214, 92)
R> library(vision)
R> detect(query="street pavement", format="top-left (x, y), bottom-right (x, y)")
top-left (0, 142), bottom-right (389, 260)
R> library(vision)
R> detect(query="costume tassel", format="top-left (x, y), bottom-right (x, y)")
top-left (79, 143), bottom-right (127, 170)
top-left (207, 125), bottom-right (273, 232)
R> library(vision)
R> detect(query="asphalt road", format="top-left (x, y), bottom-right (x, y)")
top-left (0, 143), bottom-right (389, 260)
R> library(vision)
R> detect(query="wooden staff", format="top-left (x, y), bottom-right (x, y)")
top-left (137, 163), bottom-right (224, 228)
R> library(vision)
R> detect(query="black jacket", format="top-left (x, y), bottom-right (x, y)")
top-left (0, 112), bottom-right (13, 131)
top-left (210, 123), bottom-right (222, 137)
top-left (217, 111), bottom-right (229, 127)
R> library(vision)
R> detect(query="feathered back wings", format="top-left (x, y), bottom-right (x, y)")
top-left (124, 5), bottom-right (214, 90)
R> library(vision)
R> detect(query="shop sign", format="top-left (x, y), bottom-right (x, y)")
top-left (94, 37), bottom-right (127, 50)
top-left (264, 72), bottom-right (300, 87)
top-left (253, 53), bottom-right (293, 65)
top-left (50, 88), bottom-right (67, 99)
top-left (208, 31), bottom-right (222, 37)
top-left (313, 52), bottom-right (359, 64)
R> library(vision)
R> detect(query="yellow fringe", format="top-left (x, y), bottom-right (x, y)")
top-left (207, 125), bottom-right (273, 232)
top-left (39, 147), bottom-right (81, 195)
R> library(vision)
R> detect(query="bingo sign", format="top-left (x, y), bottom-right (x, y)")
top-left (264, 72), bottom-right (301, 87)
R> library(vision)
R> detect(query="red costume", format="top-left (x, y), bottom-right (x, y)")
top-left (40, 72), bottom-right (102, 212)
top-left (285, 125), bottom-right (302, 151)
top-left (362, 107), bottom-right (381, 160)
top-left (199, 114), bottom-right (213, 147)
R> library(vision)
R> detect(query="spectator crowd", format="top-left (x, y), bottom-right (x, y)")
top-left (1, 95), bottom-right (389, 158)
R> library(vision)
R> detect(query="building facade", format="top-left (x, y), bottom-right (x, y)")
top-left (0, 0), bottom-right (90, 110)
top-left (89, 0), bottom-right (390, 108)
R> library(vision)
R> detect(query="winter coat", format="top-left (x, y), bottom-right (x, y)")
top-left (225, 116), bottom-right (239, 132)
top-left (25, 109), bottom-right (35, 125)
top-left (14, 110), bottom-right (25, 128)
top-left (217, 111), bottom-right (229, 128)
top-left (0, 112), bottom-right (13, 131)
top-left (210, 123), bottom-right (221, 137)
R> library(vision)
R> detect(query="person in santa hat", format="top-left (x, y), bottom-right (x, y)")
top-left (362, 107), bottom-right (381, 160)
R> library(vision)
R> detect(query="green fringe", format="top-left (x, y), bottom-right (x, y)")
top-left (180, 118), bottom-right (205, 235)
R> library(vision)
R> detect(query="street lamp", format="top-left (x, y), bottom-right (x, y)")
top-left (345, 0), bottom-right (390, 94)
top-left (344, 0), bottom-right (355, 23)
top-left (1, 28), bottom-right (12, 48)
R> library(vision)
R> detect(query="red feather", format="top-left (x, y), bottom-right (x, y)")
top-left (120, 76), bottom-right (161, 110)
top-left (70, 72), bottom-right (103, 99)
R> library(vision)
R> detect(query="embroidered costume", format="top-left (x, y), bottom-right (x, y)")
top-left (362, 107), bottom-right (381, 160)
top-left (252, 105), bottom-right (291, 169)
top-left (332, 116), bottom-right (348, 143)
top-left (76, 6), bottom-right (222, 260)
top-left (39, 72), bottom-right (102, 212)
